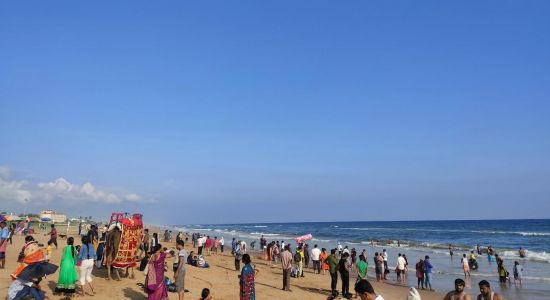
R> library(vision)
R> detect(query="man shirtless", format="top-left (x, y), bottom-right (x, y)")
top-left (477, 280), bottom-right (504, 300)
top-left (444, 278), bottom-right (472, 300)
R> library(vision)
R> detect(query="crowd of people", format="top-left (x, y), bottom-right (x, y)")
top-left (1, 220), bottom-right (525, 300)
top-left (3, 222), bottom-right (104, 300)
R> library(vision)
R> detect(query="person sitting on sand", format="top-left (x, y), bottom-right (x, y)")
top-left (355, 279), bottom-right (384, 300)
top-left (187, 251), bottom-right (198, 266)
top-left (197, 255), bottom-right (210, 268)
top-left (477, 280), bottom-right (504, 300)
top-left (444, 278), bottom-right (472, 300)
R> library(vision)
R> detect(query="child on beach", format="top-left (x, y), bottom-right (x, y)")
top-left (45, 241), bottom-right (52, 261)
top-left (514, 261), bottom-right (524, 288)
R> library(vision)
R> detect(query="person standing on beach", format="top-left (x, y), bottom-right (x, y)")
top-left (311, 244), bottom-right (321, 274)
top-left (197, 235), bottom-right (206, 255)
top-left (320, 248), bottom-right (329, 275)
top-left (376, 252), bottom-right (385, 282)
top-left (234, 241), bottom-right (242, 271)
top-left (47, 224), bottom-right (58, 249)
top-left (424, 255), bottom-right (434, 291)
top-left (382, 249), bottom-right (388, 280)
top-left (476, 244), bottom-right (481, 255)
top-left (462, 254), bottom-right (471, 277)
top-left (326, 248), bottom-right (339, 296)
top-left (55, 237), bottom-right (78, 297)
top-left (477, 280), bottom-right (504, 300)
top-left (396, 253), bottom-right (406, 283)
top-left (0, 221), bottom-right (9, 269)
top-left (239, 254), bottom-right (258, 300)
top-left (151, 232), bottom-right (159, 250)
top-left (205, 236), bottom-right (212, 256)
top-left (339, 252), bottom-right (352, 298)
top-left (78, 236), bottom-right (97, 296)
top-left (146, 244), bottom-right (171, 300)
top-left (443, 278), bottom-right (472, 300)
top-left (174, 240), bottom-right (187, 300)
top-left (415, 258), bottom-right (425, 290)
top-left (219, 236), bottom-right (224, 253)
top-left (280, 244), bottom-right (293, 291)
top-left (295, 245), bottom-right (305, 277)
top-left (449, 244), bottom-right (454, 259)
top-left (304, 244), bottom-right (310, 269)
top-left (142, 229), bottom-right (151, 255)
top-left (356, 255), bottom-right (368, 284)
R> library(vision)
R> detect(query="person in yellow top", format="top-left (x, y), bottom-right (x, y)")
top-left (295, 245), bottom-right (305, 278)
top-left (45, 241), bottom-right (53, 261)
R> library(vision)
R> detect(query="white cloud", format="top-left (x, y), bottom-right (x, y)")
top-left (38, 178), bottom-right (129, 204)
top-left (125, 193), bottom-right (141, 201)
top-left (0, 166), bottom-right (11, 179)
top-left (0, 176), bottom-right (32, 204)
top-left (0, 166), bottom-right (144, 209)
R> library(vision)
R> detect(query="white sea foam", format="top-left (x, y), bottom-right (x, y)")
top-left (254, 225), bottom-right (268, 228)
top-left (312, 238), bottom-right (331, 242)
top-left (250, 232), bottom-right (279, 236)
top-left (501, 250), bottom-right (550, 263)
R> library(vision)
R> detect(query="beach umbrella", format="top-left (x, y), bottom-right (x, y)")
top-left (17, 262), bottom-right (58, 281)
top-left (0, 214), bottom-right (6, 222)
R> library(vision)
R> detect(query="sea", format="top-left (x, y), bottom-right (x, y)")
top-left (173, 219), bottom-right (550, 300)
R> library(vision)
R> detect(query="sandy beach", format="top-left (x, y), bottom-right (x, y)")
top-left (0, 226), bottom-right (447, 300)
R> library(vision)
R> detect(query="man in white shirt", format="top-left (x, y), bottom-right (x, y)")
top-left (197, 235), bottom-right (207, 255)
top-left (382, 249), bottom-right (388, 280)
top-left (310, 244), bottom-right (322, 274)
top-left (219, 237), bottom-right (225, 253)
top-left (396, 253), bottom-right (407, 283)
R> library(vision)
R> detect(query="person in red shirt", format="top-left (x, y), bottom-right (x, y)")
top-left (48, 224), bottom-right (58, 249)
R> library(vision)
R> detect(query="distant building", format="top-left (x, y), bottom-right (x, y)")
top-left (40, 210), bottom-right (67, 223)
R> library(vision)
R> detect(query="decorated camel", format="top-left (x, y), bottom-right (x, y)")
top-left (104, 213), bottom-right (143, 280)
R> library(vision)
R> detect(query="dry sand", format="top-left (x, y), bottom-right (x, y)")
top-left (1, 228), bottom-right (446, 299)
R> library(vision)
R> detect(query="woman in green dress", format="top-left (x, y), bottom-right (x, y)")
top-left (55, 237), bottom-right (78, 297)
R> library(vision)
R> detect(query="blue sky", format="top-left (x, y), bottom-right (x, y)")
top-left (1, 1), bottom-right (549, 224)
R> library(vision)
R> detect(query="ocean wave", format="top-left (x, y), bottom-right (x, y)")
top-left (341, 227), bottom-right (550, 237)
top-left (312, 238), bottom-right (331, 242)
top-left (500, 250), bottom-right (550, 263)
top-left (253, 225), bottom-right (268, 228)
top-left (249, 232), bottom-right (279, 236)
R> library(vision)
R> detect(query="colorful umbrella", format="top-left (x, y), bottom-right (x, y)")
top-left (0, 214), bottom-right (6, 222)
top-left (17, 262), bottom-right (58, 281)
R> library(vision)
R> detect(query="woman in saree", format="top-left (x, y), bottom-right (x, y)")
top-left (239, 254), bottom-right (258, 300)
top-left (55, 237), bottom-right (78, 297)
top-left (146, 244), bottom-right (172, 300)
top-left (319, 248), bottom-right (329, 275)
top-left (10, 236), bottom-right (45, 280)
